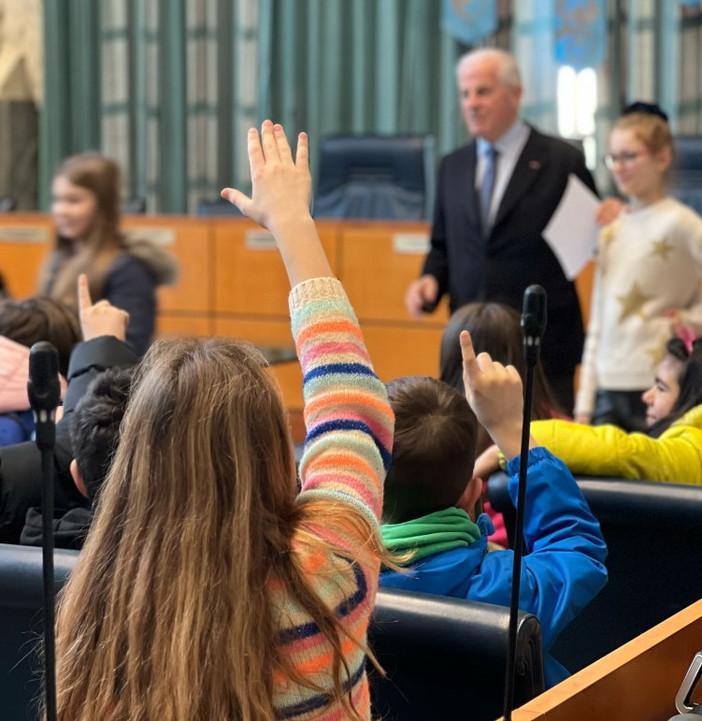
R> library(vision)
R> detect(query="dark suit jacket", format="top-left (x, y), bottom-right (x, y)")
top-left (423, 126), bottom-right (597, 380)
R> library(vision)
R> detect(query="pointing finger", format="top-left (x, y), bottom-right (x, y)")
top-left (460, 330), bottom-right (480, 380)
top-left (77, 274), bottom-right (92, 312)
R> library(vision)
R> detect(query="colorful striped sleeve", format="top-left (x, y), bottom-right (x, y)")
top-left (289, 277), bottom-right (394, 528)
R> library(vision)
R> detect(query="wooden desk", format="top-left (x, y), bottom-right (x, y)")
top-left (509, 599), bottom-right (702, 721)
top-left (0, 213), bottom-right (597, 438)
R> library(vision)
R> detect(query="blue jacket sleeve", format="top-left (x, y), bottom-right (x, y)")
top-left (467, 447), bottom-right (608, 649)
top-left (103, 255), bottom-right (157, 357)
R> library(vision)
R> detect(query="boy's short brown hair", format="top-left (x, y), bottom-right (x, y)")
top-left (384, 376), bottom-right (478, 523)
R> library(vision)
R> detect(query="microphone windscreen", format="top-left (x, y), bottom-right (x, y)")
top-left (521, 285), bottom-right (547, 340)
top-left (27, 341), bottom-right (61, 412)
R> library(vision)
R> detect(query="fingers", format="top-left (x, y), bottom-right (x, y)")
top-left (246, 127), bottom-right (264, 176)
top-left (460, 330), bottom-right (480, 379)
top-left (77, 273), bottom-right (92, 312)
top-left (273, 123), bottom-right (293, 163)
top-left (220, 187), bottom-right (251, 214)
top-left (295, 131), bottom-right (309, 169)
top-left (260, 119), bottom-right (279, 163)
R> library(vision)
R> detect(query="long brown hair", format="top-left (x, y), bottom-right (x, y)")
top-left (54, 337), bottom-right (385, 721)
top-left (39, 153), bottom-right (124, 306)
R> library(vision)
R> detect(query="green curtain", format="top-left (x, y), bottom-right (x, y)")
top-left (40, 0), bottom-right (702, 214)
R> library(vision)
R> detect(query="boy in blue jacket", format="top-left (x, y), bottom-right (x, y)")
top-left (379, 331), bottom-right (607, 687)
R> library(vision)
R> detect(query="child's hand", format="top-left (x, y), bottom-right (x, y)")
top-left (78, 274), bottom-right (130, 341)
top-left (596, 197), bottom-right (624, 226)
top-left (220, 120), bottom-right (311, 232)
top-left (460, 330), bottom-right (531, 459)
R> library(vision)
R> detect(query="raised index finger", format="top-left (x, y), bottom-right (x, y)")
top-left (77, 273), bottom-right (92, 312)
top-left (460, 330), bottom-right (480, 380)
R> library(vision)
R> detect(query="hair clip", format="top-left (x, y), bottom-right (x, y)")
top-left (622, 101), bottom-right (669, 123)
top-left (679, 325), bottom-right (697, 355)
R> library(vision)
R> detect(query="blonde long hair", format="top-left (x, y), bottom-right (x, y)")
top-left (54, 337), bottom-right (384, 721)
top-left (39, 153), bottom-right (124, 306)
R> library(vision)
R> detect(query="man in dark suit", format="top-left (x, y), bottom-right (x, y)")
top-left (405, 48), bottom-right (597, 412)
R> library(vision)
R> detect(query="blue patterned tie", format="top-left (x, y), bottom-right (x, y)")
top-left (480, 145), bottom-right (499, 234)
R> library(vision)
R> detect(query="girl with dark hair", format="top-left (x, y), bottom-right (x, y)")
top-left (0, 296), bottom-right (80, 445)
top-left (475, 336), bottom-right (702, 484)
top-left (39, 152), bottom-right (178, 355)
top-left (52, 123), bottom-right (394, 721)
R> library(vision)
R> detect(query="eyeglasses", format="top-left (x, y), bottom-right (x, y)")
top-left (603, 151), bottom-right (648, 169)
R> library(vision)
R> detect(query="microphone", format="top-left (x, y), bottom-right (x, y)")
top-left (27, 341), bottom-right (61, 451)
top-left (520, 285), bottom-right (547, 367)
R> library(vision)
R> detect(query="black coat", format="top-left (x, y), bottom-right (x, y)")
top-left (423, 126), bottom-right (598, 379)
top-left (0, 336), bottom-right (137, 544)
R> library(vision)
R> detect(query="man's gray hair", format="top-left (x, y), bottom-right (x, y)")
top-left (456, 48), bottom-right (522, 90)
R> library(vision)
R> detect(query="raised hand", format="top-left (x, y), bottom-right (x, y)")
top-left (220, 120), bottom-right (311, 233)
top-left (77, 274), bottom-right (130, 341)
top-left (220, 121), bottom-right (332, 287)
top-left (460, 329), bottom-right (532, 459)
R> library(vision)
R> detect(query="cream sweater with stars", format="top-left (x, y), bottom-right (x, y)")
top-left (576, 197), bottom-right (702, 416)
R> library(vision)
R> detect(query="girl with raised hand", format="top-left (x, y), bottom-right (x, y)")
top-left (52, 122), bottom-right (394, 721)
top-left (39, 152), bottom-right (178, 356)
top-left (575, 102), bottom-right (702, 431)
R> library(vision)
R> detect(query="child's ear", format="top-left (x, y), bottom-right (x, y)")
top-left (456, 476), bottom-right (483, 521)
top-left (70, 458), bottom-right (89, 498)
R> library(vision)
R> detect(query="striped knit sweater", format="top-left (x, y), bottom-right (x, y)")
top-left (273, 277), bottom-right (394, 720)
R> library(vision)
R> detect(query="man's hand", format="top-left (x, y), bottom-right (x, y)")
top-left (460, 329), bottom-right (534, 459)
top-left (78, 274), bottom-right (130, 341)
top-left (404, 274), bottom-right (439, 318)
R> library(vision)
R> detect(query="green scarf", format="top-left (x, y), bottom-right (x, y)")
top-left (381, 507), bottom-right (482, 564)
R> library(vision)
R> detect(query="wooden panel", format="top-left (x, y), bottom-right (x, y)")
top-left (124, 215), bottom-right (212, 313)
top-left (0, 213), bottom-right (53, 298)
top-left (510, 599), bottom-right (702, 721)
top-left (340, 221), bottom-right (449, 325)
top-left (213, 219), bottom-right (340, 314)
top-left (156, 313), bottom-right (212, 338)
top-left (360, 322), bottom-right (444, 383)
top-left (213, 317), bottom-right (303, 411)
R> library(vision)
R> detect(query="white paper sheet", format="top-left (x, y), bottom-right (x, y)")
top-left (543, 174), bottom-right (600, 280)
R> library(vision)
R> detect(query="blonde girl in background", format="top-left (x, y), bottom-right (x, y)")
top-left (575, 102), bottom-right (702, 432)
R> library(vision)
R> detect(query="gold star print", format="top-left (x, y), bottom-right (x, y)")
top-left (646, 339), bottom-right (668, 368)
top-left (651, 238), bottom-right (673, 260)
top-left (617, 282), bottom-right (652, 322)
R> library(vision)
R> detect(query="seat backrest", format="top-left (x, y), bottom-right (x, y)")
top-left (0, 543), bottom-right (79, 721)
top-left (196, 197), bottom-right (243, 216)
top-left (670, 136), bottom-right (702, 215)
top-left (488, 473), bottom-right (702, 674)
top-left (369, 587), bottom-right (544, 721)
top-left (314, 135), bottom-right (435, 220)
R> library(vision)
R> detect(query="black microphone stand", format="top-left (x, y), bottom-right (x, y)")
top-left (502, 286), bottom-right (547, 721)
top-left (28, 342), bottom-right (61, 721)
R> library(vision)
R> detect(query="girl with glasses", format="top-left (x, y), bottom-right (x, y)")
top-left (574, 102), bottom-right (702, 432)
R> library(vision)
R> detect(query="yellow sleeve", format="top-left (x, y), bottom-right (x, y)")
top-left (531, 414), bottom-right (702, 485)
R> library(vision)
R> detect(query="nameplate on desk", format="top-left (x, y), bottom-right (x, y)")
top-left (392, 233), bottom-right (430, 254)
top-left (0, 227), bottom-right (49, 243)
top-left (124, 228), bottom-right (176, 246)
top-left (245, 231), bottom-right (276, 250)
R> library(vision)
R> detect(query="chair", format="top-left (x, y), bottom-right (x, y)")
top-left (369, 587), bottom-right (544, 721)
top-left (123, 197), bottom-right (147, 214)
top-left (196, 197), bottom-right (243, 217)
top-left (0, 543), bottom-right (79, 721)
top-left (670, 136), bottom-right (702, 215)
top-left (314, 135), bottom-right (435, 220)
top-left (0, 196), bottom-right (17, 212)
top-left (487, 473), bottom-right (702, 674)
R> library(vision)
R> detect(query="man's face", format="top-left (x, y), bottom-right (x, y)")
top-left (457, 57), bottom-right (522, 143)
